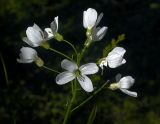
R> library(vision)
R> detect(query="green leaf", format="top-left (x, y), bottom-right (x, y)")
top-left (86, 105), bottom-right (97, 124)
top-left (0, 52), bottom-right (9, 87)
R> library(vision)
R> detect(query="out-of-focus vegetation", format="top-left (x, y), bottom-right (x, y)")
top-left (0, 0), bottom-right (160, 124)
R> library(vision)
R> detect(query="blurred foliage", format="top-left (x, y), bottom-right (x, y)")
top-left (0, 0), bottom-right (160, 124)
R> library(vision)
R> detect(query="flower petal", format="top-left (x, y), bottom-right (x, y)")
top-left (115, 73), bottom-right (122, 82)
top-left (80, 63), bottom-right (99, 75)
top-left (119, 76), bottom-right (135, 89)
top-left (84, 8), bottom-right (98, 29)
top-left (95, 13), bottom-right (103, 27)
top-left (51, 16), bottom-right (58, 33)
top-left (107, 55), bottom-right (123, 68)
top-left (92, 26), bottom-right (108, 41)
top-left (26, 25), bottom-right (43, 46)
top-left (61, 59), bottom-right (78, 72)
top-left (77, 75), bottom-right (94, 92)
top-left (107, 47), bottom-right (126, 68)
top-left (33, 23), bottom-right (43, 33)
top-left (122, 59), bottom-right (126, 64)
top-left (83, 11), bottom-right (87, 28)
top-left (44, 28), bottom-right (54, 39)
top-left (120, 89), bottom-right (137, 97)
top-left (17, 47), bottom-right (37, 63)
top-left (22, 37), bottom-right (39, 47)
top-left (111, 47), bottom-right (126, 56)
top-left (56, 71), bottom-right (75, 85)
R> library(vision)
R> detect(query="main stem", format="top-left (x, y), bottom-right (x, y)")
top-left (63, 81), bottom-right (77, 124)
top-left (62, 40), bottom-right (91, 123)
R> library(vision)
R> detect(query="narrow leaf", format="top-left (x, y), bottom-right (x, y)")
top-left (86, 105), bottom-right (97, 124)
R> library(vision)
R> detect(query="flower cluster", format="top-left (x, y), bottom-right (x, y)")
top-left (17, 8), bottom-right (137, 97)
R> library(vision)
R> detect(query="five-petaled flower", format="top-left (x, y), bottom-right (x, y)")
top-left (109, 75), bottom-right (137, 97)
top-left (17, 47), bottom-right (44, 67)
top-left (23, 23), bottom-right (47, 47)
top-left (56, 59), bottom-right (99, 92)
top-left (99, 47), bottom-right (126, 70)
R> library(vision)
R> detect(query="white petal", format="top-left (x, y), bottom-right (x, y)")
top-left (17, 58), bottom-right (33, 63)
top-left (80, 63), bottom-right (99, 75)
top-left (77, 75), bottom-right (93, 92)
top-left (26, 25), bottom-right (43, 46)
top-left (44, 28), bottom-right (54, 39)
top-left (122, 59), bottom-right (126, 64)
top-left (61, 59), bottom-right (78, 72)
top-left (115, 73), bottom-right (122, 82)
top-left (96, 26), bottom-right (108, 41)
top-left (119, 76), bottom-right (135, 89)
top-left (111, 47), bottom-right (126, 56)
top-left (17, 47), bottom-right (37, 63)
top-left (85, 8), bottom-right (98, 29)
top-left (120, 89), bottom-right (137, 97)
top-left (83, 11), bottom-right (87, 28)
top-left (95, 13), bottom-right (103, 27)
top-left (97, 26), bottom-right (107, 37)
top-left (33, 23), bottom-right (43, 32)
top-left (50, 16), bottom-right (59, 33)
top-left (107, 47), bottom-right (126, 68)
top-left (107, 54), bottom-right (123, 68)
top-left (56, 71), bottom-right (75, 85)
top-left (22, 37), bottom-right (39, 47)
top-left (54, 16), bottom-right (58, 32)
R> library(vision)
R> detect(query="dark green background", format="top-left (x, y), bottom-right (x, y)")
top-left (0, 0), bottom-right (160, 124)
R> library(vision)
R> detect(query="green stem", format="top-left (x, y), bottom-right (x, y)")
top-left (77, 40), bottom-right (91, 65)
top-left (63, 40), bottom-right (78, 56)
top-left (77, 45), bottom-right (87, 65)
top-left (0, 53), bottom-right (9, 87)
top-left (71, 80), bottom-right (109, 112)
top-left (42, 65), bottom-right (60, 73)
top-left (63, 80), bottom-right (77, 124)
top-left (48, 48), bottom-right (73, 61)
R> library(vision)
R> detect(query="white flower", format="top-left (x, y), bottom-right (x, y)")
top-left (23, 23), bottom-right (47, 47)
top-left (91, 26), bottom-right (108, 41)
top-left (83, 8), bottom-right (103, 29)
top-left (109, 75), bottom-right (137, 97)
top-left (56, 59), bottom-right (99, 92)
top-left (44, 16), bottom-right (58, 39)
top-left (17, 47), bottom-right (38, 63)
top-left (99, 47), bottom-right (126, 70)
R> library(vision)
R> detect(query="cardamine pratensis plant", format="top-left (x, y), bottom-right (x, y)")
top-left (17, 8), bottom-right (138, 124)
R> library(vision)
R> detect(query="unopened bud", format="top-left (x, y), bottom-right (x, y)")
top-left (108, 83), bottom-right (120, 90)
top-left (35, 57), bottom-right (44, 67)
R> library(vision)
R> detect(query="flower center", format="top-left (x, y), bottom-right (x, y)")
top-left (74, 70), bottom-right (85, 81)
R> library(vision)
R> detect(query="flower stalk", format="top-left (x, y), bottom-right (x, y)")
top-left (48, 47), bottom-right (73, 61)
top-left (42, 65), bottom-right (60, 74)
